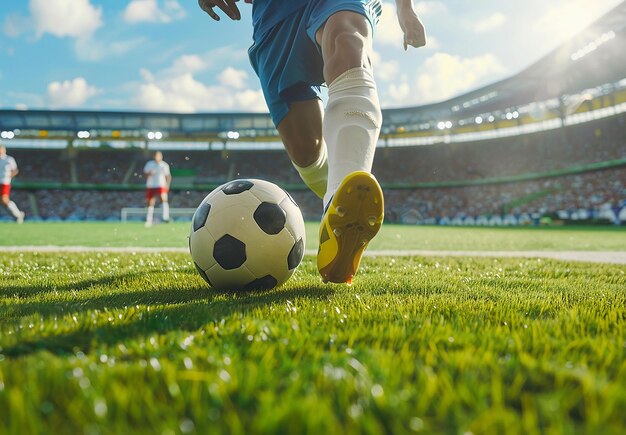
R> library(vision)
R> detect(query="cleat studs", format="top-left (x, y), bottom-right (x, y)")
top-left (333, 228), bottom-right (342, 237)
top-left (336, 206), bottom-right (346, 217)
top-left (368, 216), bottom-right (377, 226)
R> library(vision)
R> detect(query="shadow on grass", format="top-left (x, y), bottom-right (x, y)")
top-left (0, 268), bottom-right (177, 298)
top-left (1, 282), bottom-right (334, 358)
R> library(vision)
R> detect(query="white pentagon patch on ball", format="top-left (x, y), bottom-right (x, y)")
top-left (189, 179), bottom-right (306, 291)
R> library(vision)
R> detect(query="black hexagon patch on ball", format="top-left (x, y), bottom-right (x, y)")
top-left (192, 202), bottom-right (211, 232)
top-left (288, 237), bottom-right (304, 270)
top-left (213, 234), bottom-right (247, 269)
top-left (194, 262), bottom-right (212, 286)
top-left (281, 187), bottom-right (299, 207)
top-left (253, 202), bottom-right (286, 235)
top-left (222, 180), bottom-right (254, 195)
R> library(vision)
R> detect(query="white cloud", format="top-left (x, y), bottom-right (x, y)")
top-left (414, 1), bottom-right (447, 16)
top-left (165, 54), bottom-right (206, 76)
top-left (30, 0), bottom-right (102, 39)
top-left (388, 81), bottom-right (411, 102)
top-left (379, 52), bottom-right (505, 106)
top-left (125, 47), bottom-right (260, 113)
top-left (131, 73), bottom-right (266, 112)
top-left (413, 52), bottom-right (505, 103)
top-left (123, 0), bottom-right (186, 24)
top-left (47, 77), bottom-right (99, 107)
top-left (377, 2), bottom-right (443, 47)
top-left (157, 48), bottom-right (248, 77)
top-left (532, 0), bottom-right (621, 47)
top-left (218, 67), bottom-right (248, 89)
top-left (473, 13), bottom-right (507, 33)
top-left (424, 35), bottom-right (440, 50)
top-left (4, 0), bottom-right (142, 62)
top-left (371, 50), bottom-right (399, 82)
top-left (234, 89), bottom-right (266, 108)
top-left (376, 3), bottom-right (404, 46)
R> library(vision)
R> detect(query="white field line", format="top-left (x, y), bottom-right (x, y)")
top-left (3, 246), bottom-right (626, 264)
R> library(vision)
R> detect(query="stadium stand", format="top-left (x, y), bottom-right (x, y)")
top-left (2, 124), bottom-right (624, 224)
top-left (3, 113), bottom-right (624, 186)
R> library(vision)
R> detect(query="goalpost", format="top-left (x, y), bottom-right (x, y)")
top-left (120, 207), bottom-right (197, 223)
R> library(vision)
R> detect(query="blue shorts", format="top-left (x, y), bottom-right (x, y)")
top-left (248, 0), bottom-right (382, 128)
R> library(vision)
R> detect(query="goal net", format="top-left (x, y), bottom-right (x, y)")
top-left (120, 207), bottom-right (197, 223)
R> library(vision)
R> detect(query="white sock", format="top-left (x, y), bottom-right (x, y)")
top-left (146, 205), bottom-right (154, 225)
top-left (291, 144), bottom-right (328, 199)
top-left (162, 202), bottom-right (170, 220)
top-left (323, 67), bottom-right (382, 208)
top-left (7, 201), bottom-right (21, 218)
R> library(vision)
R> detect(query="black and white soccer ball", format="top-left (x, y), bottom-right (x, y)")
top-left (189, 179), bottom-right (306, 291)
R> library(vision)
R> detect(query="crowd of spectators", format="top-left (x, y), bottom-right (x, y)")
top-left (7, 113), bottom-right (625, 187)
top-left (1, 114), bottom-right (625, 224)
top-left (74, 149), bottom-right (135, 184)
top-left (2, 165), bottom-right (623, 224)
top-left (384, 166), bottom-right (626, 224)
top-left (9, 149), bottom-right (72, 182)
top-left (374, 114), bottom-right (626, 184)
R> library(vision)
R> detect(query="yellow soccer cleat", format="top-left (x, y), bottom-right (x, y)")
top-left (317, 171), bottom-right (384, 284)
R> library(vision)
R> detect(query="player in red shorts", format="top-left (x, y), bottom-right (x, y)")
top-left (0, 144), bottom-right (25, 224)
top-left (143, 151), bottom-right (172, 227)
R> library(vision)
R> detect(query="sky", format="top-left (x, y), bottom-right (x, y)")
top-left (0, 0), bottom-right (622, 113)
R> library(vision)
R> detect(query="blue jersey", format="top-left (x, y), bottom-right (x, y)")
top-left (251, 0), bottom-right (309, 35)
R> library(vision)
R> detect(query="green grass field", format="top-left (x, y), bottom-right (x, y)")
top-left (1, 223), bottom-right (625, 434)
top-left (1, 221), bottom-right (626, 251)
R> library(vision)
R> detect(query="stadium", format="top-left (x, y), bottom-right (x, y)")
top-left (1, 4), bottom-right (625, 225)
top-left (1, 1), bottom-right (625, 434)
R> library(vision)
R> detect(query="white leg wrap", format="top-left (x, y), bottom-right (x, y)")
top-left (7, 200), bottom-right (21, 218)
top-left (146, 205), bottom-right (154, 225)
top-left (291, 144), bottom-right (328, 199)
top-left (323, 67), bottom-right (382, 208)
top-left (162, 202), bottom-right (170, 220)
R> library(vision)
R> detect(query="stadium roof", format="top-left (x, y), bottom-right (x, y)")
top-left (384, 1), bottom-right (626, 125)
top-left (1, 1), bottom-right (625, 141)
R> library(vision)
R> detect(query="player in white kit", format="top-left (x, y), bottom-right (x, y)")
top-left (0, 144), bottom-right (25, 224)
top-left (143, 151), bottom-right (171, 227)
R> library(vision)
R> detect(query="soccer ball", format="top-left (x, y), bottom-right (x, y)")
top-left (189, 179), bottom-right (306, 291)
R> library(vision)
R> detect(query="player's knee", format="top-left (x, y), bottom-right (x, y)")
top-left (333, 30), bottom-right (367, 61)
top-left (1, 196), bottom-right (8, 206)
top-left (279, 115), bottom-right (323, 167)
top-left (284, 136), bottom-right (323, 167)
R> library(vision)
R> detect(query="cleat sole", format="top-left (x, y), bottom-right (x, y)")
top-left (317, 171), bottom-right (384, 284)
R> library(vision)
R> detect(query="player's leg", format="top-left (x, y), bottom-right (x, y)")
top-left (313, 6), bottom-right (384, 283)
top-left (2, 186), bottom-right (24, 223)
top-left (248, 11), bottom-right (329, 200)
top-left (276, 99), bottom-right (327, 199)
top-left (161, 191), bottom-right (170, 222)
top-left (145, 192), bottom-right (156, 227)
top-left (316, 10), bottom-right (382, 207)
